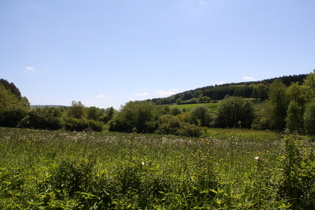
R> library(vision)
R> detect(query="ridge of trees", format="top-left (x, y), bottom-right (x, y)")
top-left (147, 74), bottom-right (308, 105)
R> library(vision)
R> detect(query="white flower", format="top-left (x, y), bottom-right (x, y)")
top-left (255, 156), bottom-right (259, 160)
top-left (141, 161), bottom-right (145, 166)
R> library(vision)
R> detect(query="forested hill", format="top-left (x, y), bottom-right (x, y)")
top-left (148, 74), bottom-right (308, 105)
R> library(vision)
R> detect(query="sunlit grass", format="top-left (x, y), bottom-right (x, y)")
top-left (1, 127), bottom-right (312, 209)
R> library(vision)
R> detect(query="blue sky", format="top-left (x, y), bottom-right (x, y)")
top-left (1, 0), bottom-right (314, 109)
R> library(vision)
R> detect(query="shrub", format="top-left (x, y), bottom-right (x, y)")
top-left (177, 123), bottom-right (202, 137)
top-left (63, 118), bottom-right (103, 131)
top-left (20, 107), bottom-right (62, 130)
top-left (171, 107), bottom-right (182, 116)
top-left (109, 102), bottom-right (157, 133)
top-left (35, 158), bottom-right (101, 209)
top-left (156, 114), bottom-right (181, 135)
top-left (279, 134), bottom-right (315, 209)
top-left (0, 104), bottom-right (28, 127)
top-left (157, 114), bottom-right (202, 137)
top-left (88, 119), bottom-right (103, 132)
top-left (63, 117), bottom-right (89, 131)
top-left (304, 99), bottom-right (315, 136)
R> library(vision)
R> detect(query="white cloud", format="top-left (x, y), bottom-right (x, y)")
top-left (200, 0), bottom-right (206, 5)
top-left (26, 66), bottom-right (34, 71)
top-left (96, 94), bottom-right (106, 98)
top-left (156, 89), bottom-right (178, 97)
top-left (135, 92), bottom-right (150, 97)
top-left (243, 76), bottom-right (256, 81)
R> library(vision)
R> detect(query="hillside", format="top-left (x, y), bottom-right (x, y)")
top-left (147, 74), bottom-right (308, 105)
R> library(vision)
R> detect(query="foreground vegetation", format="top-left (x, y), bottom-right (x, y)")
top-left (1, 127), bottom-right (314, 209)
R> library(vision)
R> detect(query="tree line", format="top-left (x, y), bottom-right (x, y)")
top-left (0, 80), bottom-right (115, 132)
top-left (1, 71), bottom-right (315, 137)
top-left (103, 71), bottom-right (315, 137)
top-left (148, 74), bottom-right (307, 105)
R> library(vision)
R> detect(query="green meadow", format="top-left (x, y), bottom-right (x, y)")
top-left (1, 127), bottom-right (314, 209)
top-left (170, 103), bottom-right (219, 112)
top-left (169, 101), bottom-right (265, 113)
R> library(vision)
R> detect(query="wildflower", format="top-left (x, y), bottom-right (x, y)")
top-left (255, 156), bottom-right (259, 160)
top-left (141, 161), bottom-right (145, 166)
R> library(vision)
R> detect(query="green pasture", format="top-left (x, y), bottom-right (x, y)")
top-left (169, 101), bottom-right (266, 112)
top-left (0, 127), bottom-right (314, 209)
top-left (169, 102), bottom-right (219, 112)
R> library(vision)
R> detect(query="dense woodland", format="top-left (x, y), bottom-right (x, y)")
top-left (1, 72), bottom-right (315, 137)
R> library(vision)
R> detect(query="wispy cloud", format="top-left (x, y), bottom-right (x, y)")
top-left (243, 76), bottom-right (256, 81)
top-left (96, 94), bottom-right (106, 99)
top-left (200, 0), bottom-right (206, 6)
top-left (156, 89), bottom-right (178, 97)
top-left (26, 66), bottom-right (34, 71)
top-left (135, 92), bottom-right (150, 97)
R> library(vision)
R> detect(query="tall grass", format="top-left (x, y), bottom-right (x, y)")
top-left (0, 127), bottom-right (314, 209)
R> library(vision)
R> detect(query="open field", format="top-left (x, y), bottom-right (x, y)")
top-left (0, 127), bottom-right (314, 209)
top-left (169, 101), bottom-right (265, 112)
top-left (169, 103), bottom-right (219, 112)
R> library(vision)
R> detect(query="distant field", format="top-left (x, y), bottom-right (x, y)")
top-left (169, 101), bottom-right (266, 112)
top-left (170, 102), bottom-right (219, 112)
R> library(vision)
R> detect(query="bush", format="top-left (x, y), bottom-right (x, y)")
top-left (156, 114), bottom-right (181, 135)
top-left (171, 107), bottom-right (182, 116)
top-left (63, 118), bottom-right (103, 131)
top-left (109, 102), bottom-right (157, 133)
top-left (0, 105), bottom-right (28, 127)
top-left (20, 107), bottom-right (62, 130)
top-left (304, 100), bottom-right (315, 136)
top-left (279, 134), bottom-right (315, 209)
top-left (157, 114), bottom-right (202, 137)
top-left (63, 117), bottom-right (89, 131)
top-left (177, 123), bottom-right (202, 137)
top-left (88, 120), bottom-right (103, 132)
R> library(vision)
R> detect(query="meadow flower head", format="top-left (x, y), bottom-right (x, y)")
top-left (255, 156), bottom-right (259, 160)
top-left (141, 161), bottom-right (145, 166)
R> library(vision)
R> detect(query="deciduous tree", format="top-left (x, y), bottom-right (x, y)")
top-left (216, 97), bottom-right (254, 128)
top-left (266, 80), bottom-right (288, 130)
top-left (190, 105), bottom-right (212, 127)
